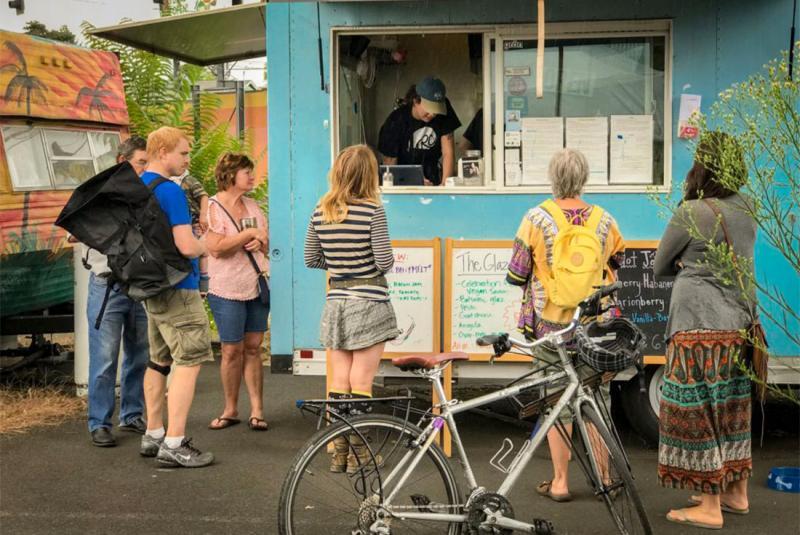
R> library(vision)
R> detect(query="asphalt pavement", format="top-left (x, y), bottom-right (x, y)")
top-left (1, 361), bottom-right (798, 535)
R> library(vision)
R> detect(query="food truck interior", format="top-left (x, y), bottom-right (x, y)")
top-left (335, 24), bottom-right (667, 191)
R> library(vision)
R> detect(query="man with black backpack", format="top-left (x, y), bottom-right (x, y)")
top-left (80, 136), bottom-right (150, 448)
top-left (137, 127), bottom-right (215, 468)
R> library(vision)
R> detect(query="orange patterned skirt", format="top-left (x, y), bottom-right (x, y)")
top-left (657, 330), bottom-right (752, 495)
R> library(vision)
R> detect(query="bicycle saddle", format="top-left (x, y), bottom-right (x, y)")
top-left (391, 352), bottom-right (469, 371)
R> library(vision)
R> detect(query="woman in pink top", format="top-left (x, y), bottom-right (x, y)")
top-left (205, 153), bottom-right (270, 431)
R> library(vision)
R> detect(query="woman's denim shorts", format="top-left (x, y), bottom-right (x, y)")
top-left (207, 293), bottom-right (270, 344)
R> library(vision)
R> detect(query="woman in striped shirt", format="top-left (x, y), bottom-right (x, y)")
top-left (304, 145), bottom-right (400, 472)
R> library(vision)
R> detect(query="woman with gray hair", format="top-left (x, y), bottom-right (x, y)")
top-left (506, 148), bottom-right (626, 502)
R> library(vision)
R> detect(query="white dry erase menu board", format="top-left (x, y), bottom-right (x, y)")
top-left (384, 240), bottom-right (441, 357)
top-left (444, 240), bottom-right (528, 361)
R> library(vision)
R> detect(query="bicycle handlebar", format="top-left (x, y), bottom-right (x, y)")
top-left (475, 282), bottom-right (623, 358)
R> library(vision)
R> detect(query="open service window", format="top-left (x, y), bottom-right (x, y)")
top-left (332, 20), bottom-right (671, 194)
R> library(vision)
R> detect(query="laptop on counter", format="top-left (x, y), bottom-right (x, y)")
top-left (379, 165), bottom-right (425, 187)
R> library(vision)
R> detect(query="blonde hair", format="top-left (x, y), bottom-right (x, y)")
top-left (319, 145), bottom-right (380, 224)
top-left (146, 126), bottom-right (189, 159)
top-left (548, 148), bottom-right (589, 199)
top-left (215, 152), bottom-right (254, 191)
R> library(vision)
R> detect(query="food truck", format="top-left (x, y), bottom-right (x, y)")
top-left (0, 30), bottom-right (128, 365)
top-left (90, 0), bottom-right (798, 444)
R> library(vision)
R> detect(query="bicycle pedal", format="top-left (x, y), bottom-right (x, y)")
top-left (410, 494), bottom-right (432, 512)
top-left (530, 518), bottom-right (554, 535)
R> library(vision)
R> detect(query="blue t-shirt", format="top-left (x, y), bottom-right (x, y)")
top-left (141, 171), bottom-right (199, 290)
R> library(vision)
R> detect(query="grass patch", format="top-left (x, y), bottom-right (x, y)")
top-left (0, 387), bottom-right (85, 435)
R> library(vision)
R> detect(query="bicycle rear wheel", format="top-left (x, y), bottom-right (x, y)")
top-left (278, 414), bottom-right (462, 535)
top-left (574, 404), bottom-right (652, 535)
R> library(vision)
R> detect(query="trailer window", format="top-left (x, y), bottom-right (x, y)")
top-left (44, 129), bottom-right (97, 188)
top-left (1, 126), bottom-right (120, 191)
top-left (2, 126), bottom-right (52, 190)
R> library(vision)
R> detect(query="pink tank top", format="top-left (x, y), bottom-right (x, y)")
top-left (206, 195), bottom-right (269, 301)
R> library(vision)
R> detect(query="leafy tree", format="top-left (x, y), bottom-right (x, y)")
top-left (655, 43), bottom-right (799, 404)
top-left (79, 22), bottom-right (263, 199)
top-left (23, 21), bottom-right (76, 44)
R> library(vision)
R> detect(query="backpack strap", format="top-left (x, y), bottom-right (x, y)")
top-left (541, 199), bottom-right (571, 230)
top-left (147, 176), bottom-right (171, 191)
top-left (93, 283), bottom-right (114, 330)
top-left (584, 205), bottom-right (605, 233)
top-left (542, 199), bottom-right (604, 233)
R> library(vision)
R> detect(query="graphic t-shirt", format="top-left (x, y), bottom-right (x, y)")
top-left (378, 98), bottom-right (461, 185)
top-left (462, 108), bottom-right (483, 151)
top-left (140, 171), bottom-right (199, 290)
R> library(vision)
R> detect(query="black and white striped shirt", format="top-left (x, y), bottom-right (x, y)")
top-left (304, 201), bottom-right (394, 300)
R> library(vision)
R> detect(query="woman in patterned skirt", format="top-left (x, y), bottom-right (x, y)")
top-left (304, 144), bottom-right (400, 473)
top-left (655, 133), bottom-right (756, 530)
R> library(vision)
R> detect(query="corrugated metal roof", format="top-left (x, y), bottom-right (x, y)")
top-left (89, 2), bottom-right (266, 66)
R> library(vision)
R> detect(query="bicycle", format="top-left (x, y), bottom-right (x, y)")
top-left (279, 282), bottom-right (652, 535)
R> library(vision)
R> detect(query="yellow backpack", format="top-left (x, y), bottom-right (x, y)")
top-left (541, 199), bottom-right (605, 309)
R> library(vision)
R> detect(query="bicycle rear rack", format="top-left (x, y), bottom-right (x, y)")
top-left (295, 394), bottom-right (417, 430)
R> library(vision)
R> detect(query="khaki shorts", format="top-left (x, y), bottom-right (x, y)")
top-left (144, 289), bottom-right (213, 367)
top-left (533, 344), bottom-right (611, 425)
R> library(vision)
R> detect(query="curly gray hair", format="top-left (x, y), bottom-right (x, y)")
top-left (548, 148), bottom-right (589, 199)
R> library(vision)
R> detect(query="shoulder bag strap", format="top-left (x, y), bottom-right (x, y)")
top-left (702, 198), bottom-right (735, 254)
top-left (209, 198), bottom-right (265, 277)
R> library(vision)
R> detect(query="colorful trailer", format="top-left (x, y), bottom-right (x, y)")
top-left (0, 30), bottom-right (128, 344)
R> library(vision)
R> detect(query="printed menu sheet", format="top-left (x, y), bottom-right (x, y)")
top-left (609, 115), bottom-right (653, 184)
top-left (521, 117), bottom-right (564, 185)
top-left (565, 117), bottom-right (608, 185)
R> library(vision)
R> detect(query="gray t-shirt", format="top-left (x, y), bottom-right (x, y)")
top-left (654, 194), bottom-right (757, 338)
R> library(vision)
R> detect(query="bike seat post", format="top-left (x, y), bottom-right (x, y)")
top-left (427, 364), bottom-right (451, 407)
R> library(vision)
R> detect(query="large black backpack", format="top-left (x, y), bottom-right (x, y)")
top-left (56, 162), bottom-right (192, 327)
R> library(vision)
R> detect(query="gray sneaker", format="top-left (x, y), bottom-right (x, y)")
top-left (156, 438), bottom-right (214, 468)
top-left (140, 434), bottom-right (164, 457)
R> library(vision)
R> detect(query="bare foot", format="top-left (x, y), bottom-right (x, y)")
top-left (667, 506), bottom-right (723, 529)
top-left (690, 493), bottom-right (749, 511)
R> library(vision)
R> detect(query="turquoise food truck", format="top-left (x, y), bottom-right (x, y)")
top-left (265, 0), bottom-right (799, 443)
top-left (90, 1), bottom-right (799, 444)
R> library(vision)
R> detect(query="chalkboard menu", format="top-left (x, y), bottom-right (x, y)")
top-left (443, 239), bottom-right (673, 359)
top-left (616, 241), bottom-right (673, 356)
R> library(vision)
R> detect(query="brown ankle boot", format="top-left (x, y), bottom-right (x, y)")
top-left (330, 436), bottom-right (349, 473)
top-left (346, 434), bottom-right (382, 474)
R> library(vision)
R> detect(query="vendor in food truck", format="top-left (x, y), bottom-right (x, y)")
top-left (378, 76), bottom-right (461, 186)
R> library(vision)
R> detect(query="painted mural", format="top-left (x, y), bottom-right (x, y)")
top-left (0, 30), bottom-right (128, 125)
top-left (0, 31), bottom-right (129, 317)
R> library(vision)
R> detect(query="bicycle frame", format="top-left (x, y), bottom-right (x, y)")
top-left (377, 320), bottom-right (609, 529)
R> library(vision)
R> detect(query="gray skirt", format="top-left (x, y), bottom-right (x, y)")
top-left (320, 299), bottom-right (400, 351)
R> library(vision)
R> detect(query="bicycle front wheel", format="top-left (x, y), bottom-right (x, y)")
top-left (278, 414), bottom-right (462, 535)
top-left (575, 403), bottom-right (652, 535)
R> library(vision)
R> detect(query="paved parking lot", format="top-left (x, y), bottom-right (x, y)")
top-left (1, 363), bottom-right (798, 534)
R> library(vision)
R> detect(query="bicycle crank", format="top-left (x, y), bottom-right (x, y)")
top-left (467, 492), bottom-right (514, 535)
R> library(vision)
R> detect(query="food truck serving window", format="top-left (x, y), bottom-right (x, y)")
top-left (2, 126), bottom-right (120, 191)
top-left (333, 21), bottom-right (671, 193)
